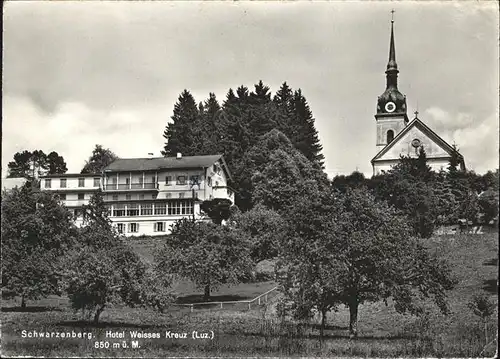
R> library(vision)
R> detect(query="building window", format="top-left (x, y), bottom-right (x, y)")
top-left (78, 193), bottom-right (85, 200)
top-left (179, 192), bottom-right (185, 199)
top-left (154, 202), bottom-right (166, 215)
top-left (59, 193), bottom-right (66, 201)
top-left (167, 200), bottom-right (192, 215)
top-left (207, 176), bottom-right (212, 187)
top-left (154, 222), bottom-right (165, 232)
top-left (165, 176), bottom-right (172, 185)
top-left (141, 203), bottom-right (153, 215)
top-left (112, 194), bottom-right (118, 201)
top-left (126, 194), bottom-right (132, 200)
top-left (169, 200), bottom-right (181, 215)
top-left (215, 181), bottom-right (219, 187)
top-left (152, 193), bottom-right (157, 199)
top-left (387, 130), bottom-right (394, 144)
top-left (177, 176), bottom-right (186, 185)
top-left (44, 179), bottom-right (51, 188)
top-left (139, 194), bottom-right (144, 200)
top-left (127, 203), bottom-right (139, 216)
top-left (182, 200), bottom-right (193, 215)
top-left (78, 178), bottom-right (85, 187)
top-left (60, 179), bottom-right (66, 188)
top-left (117, 223), bottom-right (125, 234)
top-left (74, 209), bottom-right (82, 217)
top-left (168, 199), bottom-right (193, 215)
top-left (113, 204), bottom-right (125, 217)
top-left (125, 178), bottom-right (130, 185)
top-left (165, 193), bottom-right (172, 198)
top-left (128, 223), bottom-right (139, 233)
top-left (190, 175), bottom-right (200, 187)
top-left (93, 178), bottom-right (100, 187)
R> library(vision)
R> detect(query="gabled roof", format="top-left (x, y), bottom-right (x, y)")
top-left (104, 154), bottom-right (232, 180)
top-left (371, 117), bottom-right (465, 164)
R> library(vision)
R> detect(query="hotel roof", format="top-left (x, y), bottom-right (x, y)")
top-left (104, 154), bottom-right (232, 180)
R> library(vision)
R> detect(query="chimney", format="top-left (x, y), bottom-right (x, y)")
top-left (176, 152), bottom-right (182, 159)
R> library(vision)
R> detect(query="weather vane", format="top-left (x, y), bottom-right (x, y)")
top-left (391, 9), bottom-right (395, 23)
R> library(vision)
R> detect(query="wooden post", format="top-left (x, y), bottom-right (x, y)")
top-left (220, 302), bottom-right (223, 309)
top-left (258, 297), bottom-right (261, 305)
top-left (190, 305), bottom-right (193, 313)
top-left (265, 294), bottom-right (268, 303)
top-left (192, 188), bottom-right (195, 221)
top-left (248, 302), bottom-right (251, 310)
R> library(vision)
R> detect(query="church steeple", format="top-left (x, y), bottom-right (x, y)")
top-left (386, 14), bottom-right (399, 89)
top-left (376, 10), bottom-right (407, 118)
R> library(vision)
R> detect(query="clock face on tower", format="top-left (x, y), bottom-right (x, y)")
top-left (385, 101), bottom-right (396, 113)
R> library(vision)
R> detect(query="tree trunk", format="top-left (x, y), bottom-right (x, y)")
top-left (348, 300), bottom-right (359, 339)
top-left (21, 295), bottom-right (26, 309)
top-left (204, 284), bottom-right (210, 301)
top-left (320, 308), bottom-right (327, 339)
top-left (93, 305), bottom-right (105, 324)
top-left (484, 320), bottom-right (488, 346)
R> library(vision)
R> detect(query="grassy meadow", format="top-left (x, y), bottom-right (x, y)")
top-left (1, 232), bottom-right (498, 357)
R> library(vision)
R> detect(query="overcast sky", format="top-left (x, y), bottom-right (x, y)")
top-left (2, 1), bottom-right (499, 178)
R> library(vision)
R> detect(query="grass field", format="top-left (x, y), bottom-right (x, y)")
top-left (2, 232), bottom-right (498, 357)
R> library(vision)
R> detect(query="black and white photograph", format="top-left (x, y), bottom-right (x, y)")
top-left (2, 1), bottom-right (498, 357)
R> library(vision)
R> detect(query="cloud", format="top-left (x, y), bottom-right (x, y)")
top-left (2, 96), bottom-right (168, 177)
top-left (424, 107), bottom-right (499, 173)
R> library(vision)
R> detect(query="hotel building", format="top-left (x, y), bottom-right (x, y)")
top-left (39, 154), bottom-right (234, 236)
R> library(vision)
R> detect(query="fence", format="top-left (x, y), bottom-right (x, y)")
top-left (173, 286), bottom-right (279, 312)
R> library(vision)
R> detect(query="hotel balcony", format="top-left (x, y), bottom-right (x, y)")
top-left (103, 182), bottom-right (159, 191)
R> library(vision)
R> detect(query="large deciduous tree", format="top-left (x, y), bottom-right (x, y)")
top-left (231, 204), bottom-right (286, 262)
top-left (1, 185), bottom-right (76, 307)
top-left (81, 145), bottom-right (118, 174)
top-left (280, 188), bottom-right (456, 338)
top-left (155, 218), bottom-right (253, 301)
top-left (64, 192), bottom-right (173, 323)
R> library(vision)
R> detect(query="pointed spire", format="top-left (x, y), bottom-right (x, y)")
top-left (385, 10), bottom-right (399, 89)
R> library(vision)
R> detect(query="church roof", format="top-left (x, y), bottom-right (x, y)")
top-left (371, 117), bottom-right (465, 164)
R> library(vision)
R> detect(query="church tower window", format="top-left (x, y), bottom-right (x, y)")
top-left (387, 130), bottom-right (394, 144)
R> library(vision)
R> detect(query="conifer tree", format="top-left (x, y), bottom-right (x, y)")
top-left (290, 90), bottom-right (325, 168)
top-left (248, 81), bottom-right (277, 138)
top-left (199, 93), bottom-right (222, 155)
top-left (162, 90), bottom-right (202, 156)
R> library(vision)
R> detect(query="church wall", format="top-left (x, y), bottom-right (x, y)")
top-left (378, 125), bottom-right (450, 161)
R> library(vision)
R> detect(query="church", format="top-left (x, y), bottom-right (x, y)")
top-left (371, 17), bottom-right (466, 176)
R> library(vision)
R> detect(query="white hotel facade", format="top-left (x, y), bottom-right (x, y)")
top-left (39, 154), bottom-right (234, 236)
